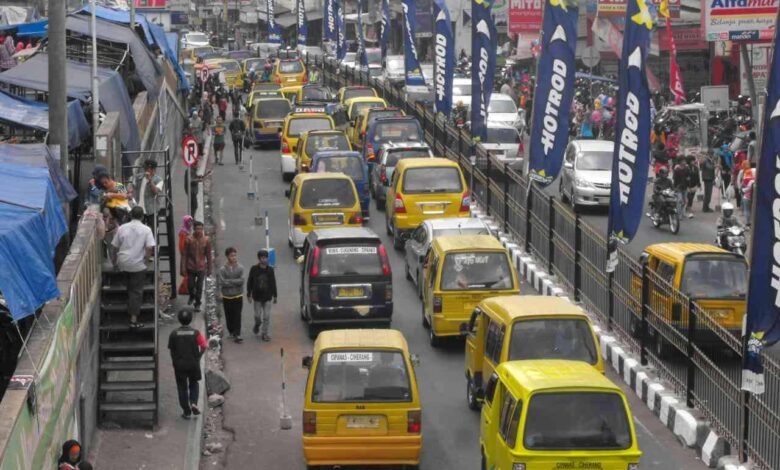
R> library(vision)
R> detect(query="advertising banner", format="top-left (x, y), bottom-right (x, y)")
top-left (509, 0), bottom-right (544, 33)
top-left (336, 0), bottom-right (346, 59)
top-left (297, 0), bottom-right (308, 46)
top-left (528, 0), bottom-right (579, 185)
top-left (606, 0), bottom-right (653, 272)
top-left (470, 0), bottom-right (497, 142)
top-left (704, 0), bottom-right (778, 41)
top-left (135, 0), bottom-right (167, 7)
top-left (596, 0), bottom-right (680, 17)
top-left (433, 0), bottom-right (454, 116)
top-left (403, 0), bottom-right (427, 86)
top-left (357, 0), bottom-right (368, 71)
top-left (325, 0), bottom-right (337, 42)
top-left (381, 0), bottom-right (391, 59)
top-left (416, 0), bottom-right (434, 38)
top-left (658, 26), bottom-right (706, 51)
top-left (267, 0), bottom-right (281, 43)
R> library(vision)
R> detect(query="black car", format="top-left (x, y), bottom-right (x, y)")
top-left (299, 228), bottom-right (393, 338)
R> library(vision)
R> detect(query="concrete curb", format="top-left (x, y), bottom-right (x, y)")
top-left (469, 203), bottom-right (748, 469)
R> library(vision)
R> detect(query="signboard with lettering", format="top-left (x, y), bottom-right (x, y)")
top-left (134, 0), bottom-right (167, 8)
top-left (741, 43), bottom-right (771, 95)
top-left (704, 0), bottom-right (779, 41)
top-left (658, 26), bottom-right (706, 50)
top-left (597, 0), bottom-right (679, 17)
top-left (509, 0), bottom-right (543, 33)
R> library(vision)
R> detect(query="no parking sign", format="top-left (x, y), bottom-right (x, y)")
top-left (181, 134), bottom-right (199, 167)
top-left (199, 66), bottom-right (210, 84)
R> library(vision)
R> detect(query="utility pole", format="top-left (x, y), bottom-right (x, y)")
top-left (91, 0), bottom-right (100, 151)
top-left (130, 0), bottom-right (136, 30)
top-left (48, 0), bottom-right (68, 173)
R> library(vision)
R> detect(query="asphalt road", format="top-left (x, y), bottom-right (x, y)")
top-left (209, 133), bottom-right (707, 469)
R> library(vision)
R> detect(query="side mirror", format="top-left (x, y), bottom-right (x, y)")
top-left (302, 356), bottom-right (312, 369)
top-left (410, 354), bottom-right (421, 368)
top-left (459, 322), bottom-right (469, 336)
top-left (284, 189), bottom-right (291, 198)
top-left (301, 164), bottom-right (309, 172)
top-left (564, 161), bottom-right (574, 169)
top-left (296, 255), bottom-right (305, 265)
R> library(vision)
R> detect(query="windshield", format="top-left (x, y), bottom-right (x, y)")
top-left (486, 128), bottom-right (520, 143)
top-left (524, 392), bottom-right (632, 450)
top-left (680, 257), bottom-right (748, 299)
top-left (576, 150), bottom-right (613, 171)
top-left (299, 179), bottom-right (356, 208)
top-left (306, 134), bottom-right (350, 155)
top-left (288, 118), bottom-right (333, 137)
top-left (366, 49), bottom-right (381, 64)
top-left (318, 244), bottom-right (383, 276)
top-left (453, 84), bottom-right (472, 95)
top-left (344, 88), bottom-right (376, 101)
top-left (403, 167), bottom-right (462, 194)
top-left (489, 99), bottom-right (517, 114)
top-left (384, 149), bottom-right (431, 166)
top-left (221, 61), bottom-right (240, 72)
top-left (350, 102), bottom-right (384, 120)
top-left (187, 33), bottom-right (208, 43)
top-left (302, 87), bottom-right (331, 101)
top-left (432, 227), bottom-right (488, 239)
top-left (313, 156), bottom-right (365, 181)
top-left (509, 318), bottom-right (598, 364)
top-left (374, 122), bottom-right (421, 142)
top-left (440, 252), bottom-right (513, 290)
top-left (387, 58), bottom-right (404, 70)
top-left (279, 60), bottom-right (303, 73)
top-left (312, 350), bottom-right (412, 403)
top-left (256, 100), bottom-right (291, 119)
top-left (344, 52), bottom-right (356, 62)
top-left (245, 58), bottom-right (263, 71)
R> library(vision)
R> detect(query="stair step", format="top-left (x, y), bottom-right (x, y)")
top-left (99, 402), bottom-right (157, 413)
top-left (101, 303), bottom-right (155, 314)
top-left (100, 381), bottom-right (157, 392)
top-left (100, 341), bottom-right (155, 353)
top-left (99, 360), bottom-right (155, 371)
top-left (99, 320), bottom-right (155, 333)
top-left (102, 283), bottom-right (155, 294)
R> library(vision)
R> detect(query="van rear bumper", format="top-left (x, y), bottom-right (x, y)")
top-left (432, 313), bottom-right (470, 337)
top-left (309, 303), bottom-right (393, 325)
top-left (303, 435), bottom-right (421, 466)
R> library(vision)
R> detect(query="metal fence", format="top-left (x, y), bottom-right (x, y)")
top-left (310, 55), bottom-right (780, 469)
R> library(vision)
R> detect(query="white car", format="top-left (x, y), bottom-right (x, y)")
top-left (452, 78), bottom-right (472, 108)
top-left (482, 123), bottom-right (524, 169)
top-left (182, 31), bottom-right (210, 48)
top-left (382, 55), bottom-right (405, 84)
top-left (341, 52), bottom-right (357, 70)
top-left (487, 93), bottom-right (524, 132)
top-left (559, 139), bottom-right (615, 210)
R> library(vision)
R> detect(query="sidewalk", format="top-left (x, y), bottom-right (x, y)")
top-left (90, 135), bottom-right (212, 469)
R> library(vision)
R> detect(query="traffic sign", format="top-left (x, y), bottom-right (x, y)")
top-left (181, 135), bottom-right (199, 167)
top-left (199, 66), bottom-right (210, 83)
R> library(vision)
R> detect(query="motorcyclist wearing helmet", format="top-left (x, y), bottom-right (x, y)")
top-left (650, 166), bottom-right (674, 212)
top-left (717, 202), bottom-right (742, 249)
top-left (261, 62), bottom-right (273, 82)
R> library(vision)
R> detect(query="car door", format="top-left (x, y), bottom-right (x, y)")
top-left (480, 374), bottom-right (501, 465)
top-left (482, 318), bottom-right (505, 389)
top-left (287, 182), bottom-right (298, 240)
top-left (300, 239), bottom-right (312, 314)
top-left (495, 392), bottom-right (521, 470)
top-left (464, 307), bottom-right (485, 386)
top-left (562, 144), bottom-right (576, 195)
top-left (422, 253), bottom-right (439, 321)
top-left (406, 225), bottom-right (427, 285)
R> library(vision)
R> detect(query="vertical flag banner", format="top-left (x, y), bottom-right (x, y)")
top-left (298, 0), bottom-right (308, 46)
top-left (659, 0), bottom-right (684, 104)
top-left (381, 0), bottom-right (391, 61)
top-left (267, 0), bottom-right (281, 43)
top-left (357, 0), bottom-right (369, 71)
top-left (324, 0), bottom-right (336, 43)
top-left (336, 0), bottom-right (346, 60)
top-left (433, 0), bottom-right (454, 116)
top-left (742, 9), bottom-right (780, 395)
top-left (528, 0), bottom-right (579, 185)
top-left (605, 0), bottom-right (653, 272)
top-left (470, 0), bottom-right (497, 142)
top-left (402, 0), bottom-right (427, 86)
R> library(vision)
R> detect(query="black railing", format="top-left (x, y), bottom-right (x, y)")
top-left (309, 54), bottom-right (780, 469)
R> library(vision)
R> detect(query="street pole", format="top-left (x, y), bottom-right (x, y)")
top-left (90, 0), bottom-right (100, 153)
top-left (130, 0), bottom-right (136, 30)
top-left (48, 0), bottom-right (68, 172)
top-left (741, 43), bottom-right (759, 125)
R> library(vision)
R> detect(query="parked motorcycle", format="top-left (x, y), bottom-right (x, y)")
top-left (716, 225), bottom-right (747, 256)
top-left (649, 189), bottom-right (680, 234)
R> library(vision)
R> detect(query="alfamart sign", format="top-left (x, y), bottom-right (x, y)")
top-left (704, 0), bottom-right (779, 41)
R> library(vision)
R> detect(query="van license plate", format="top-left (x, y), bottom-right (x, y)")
top-left (315, 214), bottom-right (341, 224)
top-left (337, 287), bottom-right (364, 298)
top-left (422, 204), bottom-right (444, 213)
top-left (346, 415), bottom-right (380, 429)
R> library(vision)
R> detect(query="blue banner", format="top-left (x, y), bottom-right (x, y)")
top-left (267, 0), bottom-right (281, 43)
top-left (470, 0), bottom-right (497, 143)
top-left (381, 0), bottom-right (391, 61)
top-left (742, 10), bottom-right (780, 395)
top-left (402, 0), bottom-right (426, 86)
top-left (528, 0), bottom-right (579, 186)
top-left (324, 0), bottom-right (336, 43)
top-left (336, 0), bottom-right (346, 60)
top-left (297, 0), bottom-right (308, 46)
top-left (433, 0), bottom-right (454, 117)
top-left (357, 0), bottom-right (368, 72)
top-left (605, 0), bottom-right (653, 272)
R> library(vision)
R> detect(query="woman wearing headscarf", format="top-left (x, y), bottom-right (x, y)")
top-left (178, 215), bottom-right (194, 255)
top-left (57, 440), bottom-right (82, 470)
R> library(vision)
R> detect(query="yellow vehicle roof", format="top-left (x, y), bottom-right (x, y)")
top-left (204, 58), bottom-right (238, 66)
top-left (644, 242), bottom-right (730, 262)
top-left (345, 96), bottom-right (388, 107)
top-left (284, 112), bottom-right (331, 124)
top-left (432, 234), bottom-right (506, 253)
top-left (315, 329), bottom-right (409, 352)
top-left (396, 157), bottom-right (460, 171)
top-left (280, 85), bottom-right (303, 93)
top-left (293, 171), bottom-right (353, 184)
top-left (498, 360), bottom-right (620, 394)
top-left (479, 295), bottom-right (587, 323)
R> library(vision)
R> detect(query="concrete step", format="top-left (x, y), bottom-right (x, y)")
top-left (99, 360), bottom-right (155, 371)
top-left (99, 381), bottom-right (157, 392)
top-left (100, 341), bottom-right (155, 353)
top-left (99, 402), bottom-right (157, 413)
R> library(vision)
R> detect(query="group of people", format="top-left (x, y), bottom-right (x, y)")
top-left (0, 35), bottom-right (35, 70)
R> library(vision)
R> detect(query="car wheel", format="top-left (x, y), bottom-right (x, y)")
top-left (559, 179), bottom-right (568, 202)
top-left (405, 259), bottom-right (413, 281)
top-left (300, 296), bottom-right (307, 320)
top-left (417, 271), bottom-right (423, 299)
top-left (307, 324), bottom-right (319, 340)
top-left (481, 450), bottom-right (487, 470)
top-left (376, 196), bottom-right (385, 211)
top-left (282, 172), bottom-right (293, 183)
top-left (467, 375), bottom-right (480, 411)
top-left (421, 302), bottom-right (430, 328)
top-left (386, 215), bottom-right (393, 236)
top-left (570, 186), bottom-right (578, 211)
top-left (429, 325), bottom-right (441, 347)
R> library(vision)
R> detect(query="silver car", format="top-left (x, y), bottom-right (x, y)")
top-left (559, 139), bottom-right (614, 210)
top-left (370, 142), bottom-right (434, 209)
top-left (382, 55), bottom-right (405, 84)
top-left (481, 123), bottom-right (523, 169)
top-left (404, 217), bottom-right (492, 297)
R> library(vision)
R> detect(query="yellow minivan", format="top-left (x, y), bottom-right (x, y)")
top-left (204, 58), bottom-right (243, 88)
top-left (249, 97), bottom-right (291, 148)
top-left (630, 243), bottom-right (748, 357)
top-left (462, 296), bottom-right (603, 410)
top-left (279, 85), bottom-right (303, 104)
top-left (295, 129), bottom-right (352, 173)
top-left (285, 173), bottom-right (364, 254)
top-left (350, 107), bottom-right (404, 150)
top-left (337, 85), bottom-right (378, 104)
top-left (422, 235), bottom-right (519, 347)
top-left (273, 58), bottom-right (307, 86)
top-left (386, 158), bottom-right (470, 249)
top-left (301, 329), bottom-right (422, 468)
top-left (280, 113), bottom-right (335, 181)
top-left (344, 96), bottom-right (388, 126)
top-left (481, 360), bottom-right (641, 470)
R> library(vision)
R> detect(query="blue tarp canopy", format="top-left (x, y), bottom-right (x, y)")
top-left (0, 53), bottom-right (141, 152)
top-left (0, 90), bottom-right (90, 149)
top-left (0, 19), bottom-right (48, 37)
top-left (78, 5), bottom-right (190, 91)
top-left (0, 144), bottom-right (75, 320)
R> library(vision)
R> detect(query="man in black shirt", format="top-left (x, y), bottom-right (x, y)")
top-left (229, 116), bottom-right (246, 165)
top-left (168, 308), bottom-right (207, 419)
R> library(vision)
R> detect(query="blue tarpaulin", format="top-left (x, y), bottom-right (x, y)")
top-left (0, 144), bottom-right (74, 320)
top-left (0, 144), bottom-right (77, 204)
top-left (0, 54), bottom-right (141, 152)
top-left (0, 90), bottom-right (90, 149)
top-left (165, 32), bottom-right (179, 62)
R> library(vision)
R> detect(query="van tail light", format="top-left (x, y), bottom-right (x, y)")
top-left (380, 166), bottom-right (388, 184)
top-left (407, 410), bottom-right (421, 434)
top-left (293, 213), bottom-right (307, 226)
top-left (303, 411), bottom-right (317, 434)
top-left (275, 76), bottom-right (282, 84)
top-left (379, 245), bottom-right (391, 276)
top-left (459, 191), bottom-right (471, 212)
top-left (303, 74), bottom-right (309, 83)
top-left (301, 164), bottom-right (309, 172)
top-left (518, 141), bottom-right (525, 156)
top-left (281, 137), bottom-right (290, 154)
top-left (394, 194), bottom-right (406, 213)
top-left (361, 130), bottom-right (366, 138)
top-left (433, 295), bottom-right (442, 313)
top-left (366, 143), bottom-right (375, 161)
top-left (310, 246), bottom-right (321, 277)
top-left (348, 214), bottom-right (364, 224)
top-left (309, 285), bottom-right (319, 303)
top-left (385, 284), bottom-right (393, 301)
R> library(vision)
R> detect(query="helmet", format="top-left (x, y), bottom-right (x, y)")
top-left (722, 202), bottom-right (734, 219)
top-left (264, 63), bottom-right (272, 70)
top-left (658, 167), bottom-right (669, 178)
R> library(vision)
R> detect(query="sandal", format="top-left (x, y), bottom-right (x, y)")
top-left (129, 322), bottom-right (145, 330)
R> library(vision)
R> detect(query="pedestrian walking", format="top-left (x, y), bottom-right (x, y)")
top-left (57, 440), bottom-right (82, 470)
top-left (747, 131), bottom-right (757, 164)
top-left (218, 95), bottom-right (228, 121)
top-left (246, 249), bottom-right (277, 342)
top-left (740, 163), bottom-right (756, 226)
top-left (229, 115), bottom-right (246, 165)
top-left (111, 206), bottom-right (155, 329)
top-left (190, 111), bottom-right (204, 156)
top-left (168, 308), bottom-right (207, 419)
top-left (212, 117), bottom-right (227, 165)
top-left (672, 157), bottom-right (691, 218)
top-left (700, 152), bottom-right (716, 212)
top-left (133, 159), bottom-right (164, 227)
top-left (685, 155), bottom-right (700, 216)
top-left (181, 220), bottom-right (213, 310)
top-left (218, 247), bottom-right (246, 343)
